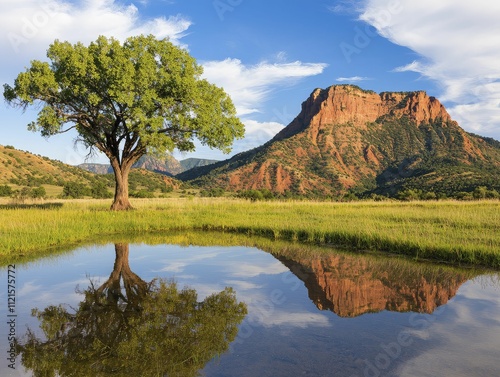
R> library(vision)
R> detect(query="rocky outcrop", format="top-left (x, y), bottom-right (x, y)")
top-left (274, 85), bottom-right (451, 142)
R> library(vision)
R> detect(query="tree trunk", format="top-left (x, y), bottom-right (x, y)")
top-left (110, 159), bottom-right (133, 211)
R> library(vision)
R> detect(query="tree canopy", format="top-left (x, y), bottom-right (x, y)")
top-left (4, 35), bottom-right (244, 209)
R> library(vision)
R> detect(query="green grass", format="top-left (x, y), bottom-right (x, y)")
top-left (1, 198), bottom-right (499, 268)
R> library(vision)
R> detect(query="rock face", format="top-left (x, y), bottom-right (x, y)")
top-left (180, 84), bottom-right (500, 197)
top-left (278, 253), bottom-right (469, 317)
top-left (274, 86), bottom-right (451, 142)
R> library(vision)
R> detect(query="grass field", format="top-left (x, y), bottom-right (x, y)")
top-left (1, 198), bottom-right (499, 268)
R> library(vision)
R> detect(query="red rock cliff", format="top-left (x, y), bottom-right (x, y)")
top-left (274, 85), bottom-right (452, 141)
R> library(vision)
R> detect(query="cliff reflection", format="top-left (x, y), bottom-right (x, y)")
top-left (17, 243), bottom-right (247, 377)
top-left (277, 253), bottom-right (473, 317)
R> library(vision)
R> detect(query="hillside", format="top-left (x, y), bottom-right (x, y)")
top-left (179, 85), bottom-right (500, 198)
top-left (0, 145), bottom-right (102, 187)
top-left (0, 145), bottom-right (178, 198)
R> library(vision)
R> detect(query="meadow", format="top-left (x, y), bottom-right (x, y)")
top-left (1, 198), bottom-right (499, 268)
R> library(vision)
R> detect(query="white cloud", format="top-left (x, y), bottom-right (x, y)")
top-left (199, 58), bottom-right (326, 155)
top-left (256, 311), bottom-right (331, 328)
top-left (0, 0), bottom-right (191, 81)
top-left (336, 76), bottom-right (372, 82)
top-left (359, 0), bottom-right (500, 139)
top-left (201, 58), bottom-right (328, 116)
top-left (224, 280), bottom-right (263, 290)
top-left (230, 261), bottom-right (289, 278)
top-left (232, 119), bottom-right (284, 152)
top-left (396, 282), bottom-right (500, 377)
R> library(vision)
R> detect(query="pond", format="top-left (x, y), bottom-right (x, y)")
top-left (1, 234), bottom-right (499, 376)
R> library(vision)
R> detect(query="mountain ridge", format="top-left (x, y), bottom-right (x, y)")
top-left (79, 156), bottom-right (218, 176)
top-left (178, 84), bottom-right (500, 198)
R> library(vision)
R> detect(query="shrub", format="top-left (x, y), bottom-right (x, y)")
top-left (31, 186), bottom-right (46, 199)
top-left (130, 190), bottom-right (155, 198)
top-left (91, 181), bottom-right (113, 199)
top-left (61, 182), bottom-right (90, 199)
top-left (0, 185), bottom-right (13, 197)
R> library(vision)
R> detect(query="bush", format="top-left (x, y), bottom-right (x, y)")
top-left (473, 186), bottom-right (499, 199)
top-left (31, 186), bottom-right (46, 199)
top-left (397, 189), bottom-right (422, 201)
top-left (130, 190), bottom-right (155, 198)
top-left (200, 188), bottom-right (225, 197)
top-left (91, 181), bottom-right (112, 199)
top-left (161, 185), bottom-right (174, 193)
top-left (237, 189), bottom-right (278, 201)
top-left (0, 185), bottom-right (13, 197)
top-left (61, 182), bottom-right (90, 199)
top-left (342, 192), bottom-right (358, 202)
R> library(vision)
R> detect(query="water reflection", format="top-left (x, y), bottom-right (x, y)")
top-left (277, 253), bottom-right (472, 317)
top-left (16, 243), bottom-right (247, 377)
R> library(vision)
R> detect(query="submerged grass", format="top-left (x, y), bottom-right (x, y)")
top-left (1, 198), bottom-right (499, 268)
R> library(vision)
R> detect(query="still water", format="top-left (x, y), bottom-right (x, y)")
top-left (1, 237), bottom-right (499, 376)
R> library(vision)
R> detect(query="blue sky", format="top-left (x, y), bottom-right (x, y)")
top-left (0, 0), bottom-right (499, 164)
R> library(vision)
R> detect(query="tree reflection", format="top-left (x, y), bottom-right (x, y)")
top-left (17, 243), bottom-right (247, 377)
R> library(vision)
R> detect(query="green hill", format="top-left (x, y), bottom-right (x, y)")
top-left (0, 145), bottom-right (178, 199)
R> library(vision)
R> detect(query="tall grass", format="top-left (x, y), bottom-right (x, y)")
top-left (1, 198), bottom-right (499, 268)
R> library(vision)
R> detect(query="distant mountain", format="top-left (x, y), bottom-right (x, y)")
top-left (178, 85), bottom-right (500, 197)
top-left (78, 163), bottom-right (112, 175)
top-left (79, 156), bottom-right (218, 176)
top-left (179, 158), bottom-right (218, 172)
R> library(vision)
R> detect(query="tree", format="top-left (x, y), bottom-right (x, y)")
top-left (4, 35), bottom-right (244, 210)
top-left (16, 243), bottom-right (248, 376)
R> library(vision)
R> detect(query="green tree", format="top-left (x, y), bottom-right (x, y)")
top-left (17, 243), bottom-right (247, 376)
top-left (4, 35), bottom-right (244, 210)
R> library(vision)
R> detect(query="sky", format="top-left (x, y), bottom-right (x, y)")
top-left (0, 0), bottom-right (499, 165)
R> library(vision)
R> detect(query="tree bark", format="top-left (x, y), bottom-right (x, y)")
top-left (110, 158), bottom-right (133, 211)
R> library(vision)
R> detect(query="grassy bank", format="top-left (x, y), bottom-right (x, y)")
top-left (1, 198), bottom-right (499, 268)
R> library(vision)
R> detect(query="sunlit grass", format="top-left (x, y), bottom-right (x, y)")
top-left (1, 198), bottom-right (499, 268)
